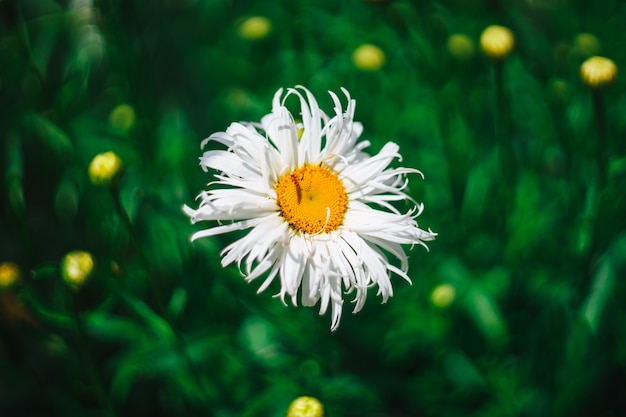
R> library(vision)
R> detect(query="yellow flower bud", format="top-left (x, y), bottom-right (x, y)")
top-left (548, 78), bottom-right (570, 101)
top-left (286, 396), bottom-right (324, 417)
top-left (60, 251), bottom-right (94, 289)
top-left (430, 283), bottom-right (456, 308)
top-left (0, 262), bottom-right (21, 289)
top-left (238, 16), bottom-right (272, 40)
top-left (89, 151), bottom-right (123, 186)
top-left (480, 25), bottom-right (515, 60)
top-left (573, 33), bottom-right (600, 58)
top-left (447, 34), bottom-right (475, 61)
top-left (580, 56), bottom-right (617, 89)
top-left (109, 104), bottom-right (136, 131)
top-left (351, 44), bottom-right (385, 71)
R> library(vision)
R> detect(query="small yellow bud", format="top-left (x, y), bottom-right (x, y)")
top-left (580, 56), bottom-right (617, 89)
top-left (548, 78), bottom-right (570, 101)
top-left (238, 16), bottom-right (272, 40)
top-left (109, 104), bottom-right (136, 131)
top-left (286, 396), bottom-right (324, 417)
top-left (0, 262), bottom-right (21, 289)
top-left (60, 251), bottom-right (94, 289)
top-left (447, 34), bottom-right (475, 61)
top-left (480, 25), bottom-right (515, 60)
top-left (351, 44), bottom-right (385, 71)
top-left (89, 151), bottom-right (123, 186)
top-left (431, 284), bottom-right (456, 308)
top-left (573, 33), bottom-right (600, 58)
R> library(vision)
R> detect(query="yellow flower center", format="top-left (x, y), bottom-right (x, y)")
top-left (275, 164), bottom-right (347, 234)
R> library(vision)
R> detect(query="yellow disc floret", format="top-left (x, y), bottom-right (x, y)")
top-left (276, 164), bottom-right (347, 234)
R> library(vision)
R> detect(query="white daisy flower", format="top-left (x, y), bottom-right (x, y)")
top-left (184, 86), bottom-right (436, 331)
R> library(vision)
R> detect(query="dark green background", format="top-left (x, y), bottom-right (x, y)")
top-left (2, 0), bottom-right (626, 416)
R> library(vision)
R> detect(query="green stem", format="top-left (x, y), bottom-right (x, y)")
top-left (492, 60), bottom-right (515, 239)
top-left (592, 89), bottom-right (607, 188)
top-left (108, 183), bottom-right (170, 319)
top-left (579, 90), bottom-right (608, 278)
top-left (109, 183), bottom-right (138, 253)
top-left (493, 60), bottom-right (514, 186)
top-left (69, 292), bottom-right (117, 417)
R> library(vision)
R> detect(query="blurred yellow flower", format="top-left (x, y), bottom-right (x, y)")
top-left (286, 396), bottom-right (324, 417)
top-left (548, 78), bottom-right (570, 101)
top-left (573, 33), bottom-right (600, 58)
top-left (431, 283), bottom-right (456, 308)
top-left (447, 34), bottom-right (475, 60)
top-left (109, 104), bottom-right (136, 131)
top-left (89, 151), bottom-right (123, 186)
top-left (580, 56), bottom-right (617, 88)
top-left (238, 16), bottom-right (272, 40)
top-left (480, 25), bottom-right (514, 60)
top-left (352, 44), bottom-right (385, 71)
top-left (61, 251), bottom-right (95, 289)
top-left (0, 262), bottom-right (21, 289)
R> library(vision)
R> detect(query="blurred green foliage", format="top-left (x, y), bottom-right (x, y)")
top-left (2, 0), bottom-right (626, 416)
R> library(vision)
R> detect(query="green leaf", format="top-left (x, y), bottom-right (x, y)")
top-left (18, 288), bottom-right (73, 329)
top-left (442, 349), bottom-right (484, 390)
top-left (121, 293), bottom-right (176, 344)
top-left (84, 311), bottom-right (146, 343)
top-left (464, 285), bottom-right (507, 347)
top-left (580, 233), bottom-right (626, 333)
top-left (19, 111), bottom-right (73, 158)
top-left (5, 130), bottom-right (25, 217)
top-left (460, 149), bottom-right (498, 223)
top-left (54, 170), bottom-right (81, 222)
top-left (166, 287), bottom-right (187, 319)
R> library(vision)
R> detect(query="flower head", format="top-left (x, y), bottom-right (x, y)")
top-left (573, 33), bottom-right (600, 58)
top-left (89, 151), bottom-right (123, 186)
top-left (352, 44), bottom-right (385, 71)
top-left (431, 283), bottom-right (456, 308)
top-left (238, 16), bottom-right (272, 40)
top-left (480, 25), bottom-right (514, 60)
top-left (447, 34), bottom-right (475, 61)
top-left (109, 104), bottom-right (136, 131)
top-left (581, 56), bottom-right (617, 89)
top-left (184, 86), bottom-right (436, 330)
top-left (286, 396), bottom-right (324, 417)
top-left (61, 251), bottom-right (94, 290)
top-left (0, 262), bottom-right (21, 289)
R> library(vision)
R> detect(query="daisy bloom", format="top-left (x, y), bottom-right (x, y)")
top-left (184, 86), bottom-right (436, 330)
